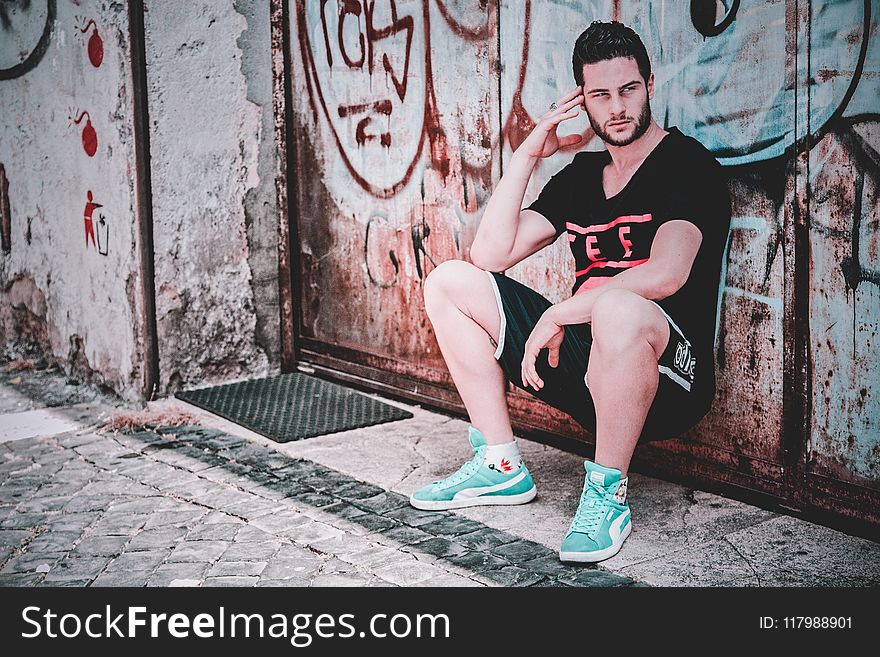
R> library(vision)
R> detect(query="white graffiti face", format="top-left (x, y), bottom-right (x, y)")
top-left (621, 0), bottom-right (870, 165)
top-left (301, 0), bottom-right (427, 197)
top-left (0, 0), bottom-right (53, 77)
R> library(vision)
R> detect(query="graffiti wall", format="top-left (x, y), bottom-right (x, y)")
top-left (289, 0), bottom-right (879, 511)
top-left (0, 0), bottom-right (146, 399)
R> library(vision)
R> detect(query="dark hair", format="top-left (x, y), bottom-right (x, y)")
top-left (572, 21), bottom-right (651, 86)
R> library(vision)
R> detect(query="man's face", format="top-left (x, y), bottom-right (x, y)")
top-left (580, 56), bottom-right (653, 147)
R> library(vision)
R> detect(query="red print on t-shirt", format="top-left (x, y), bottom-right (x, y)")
top-left (567, 213), bottom-right (652, 279)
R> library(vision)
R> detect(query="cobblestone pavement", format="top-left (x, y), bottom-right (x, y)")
top-left (1, 361), bottom-right (878, 588)
top-left (0, 420), bottom-right (635, 588)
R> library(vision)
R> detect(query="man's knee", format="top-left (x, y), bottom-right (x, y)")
top-left (424, 259), bottom-right (485, 310)
top-left (591, 289), bottom-right (668, 355)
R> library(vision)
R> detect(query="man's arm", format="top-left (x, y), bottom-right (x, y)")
top-left (470, 88), bottom-right (584, 272)
top-left (546, 220), bottom-right (703, 326)
top-left (469, 150), bottom-right (558, 271)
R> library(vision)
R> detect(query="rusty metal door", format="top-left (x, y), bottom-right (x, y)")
top-left (275, 0), bottom-right (879, 531)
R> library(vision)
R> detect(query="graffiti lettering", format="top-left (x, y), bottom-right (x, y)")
top-left (0, 0), bottom-right (54, 80)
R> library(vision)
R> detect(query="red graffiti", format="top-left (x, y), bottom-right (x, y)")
top-left (300, 0), bottom-right (590, 198)
top-left (78, 18), bottom-right (104, 68)
top-left (72, 110), bottom-right (98, 157)
top-left (83, 190), bottom-right (101, 250)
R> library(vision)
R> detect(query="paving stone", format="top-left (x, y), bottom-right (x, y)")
top-left (340, 545), bottom-right (413, 569)
top-left (333, 481), bottom-right (387, 500)
top-left (411, 536), bottom-right (468, 559)
top-left (15, 496), bottom-right (70, 513)
top-left (414, 573), bottom-right (485, 587)
top-left (126, 527), bottom-right (188, 551)
top-left (261, 558), bottom-right (321, 581)
top-left (454, 528), bottom-right (518, 552)
top-left (1, 551), bottom-right (67, 573)
top-left (41, 556), bottom-right (112, 582)
top-left (308, 534), bottom-right (374, 558)
top-left (148, 562), bottom-right (209, 586)
top-left (420, 515), bottom-right (486, 537)
top-left (352, 514), bottom-right (398, 533)
top-left (380, 524), bottom-right (434, 546)
top-left (201, 511), bottom-right (245, 526)
top-left (221, 498), bottom-right (285, 520)
top-left (319, 501), bottom-right (369, 520)
top-left (520, 554), bottom-right (584, 579)
top-left (446, 551), bottom-right (510, 573)
top-left (26, 530), bottom-right (83, 553)
top-left (285, 521), bottom-right (344, 544)
top-left (0, 529), bottom-right (32, 547)
top-left (203, 576), bottom-right (259, 587)
top-left (221, 540), bottom-right (281, 562)
top-left (556, 568), bottom-right (634, 587)
top-left (186, 523), bottom-right (242, 541)
top-left (293, 492), bottom-right (340, 508)
top-left (480, 566), bottom-right (545, 587)
top-left (256, 578), bottom-right (311, 587)
top-left (90, 512), bottom-right (150, 535)
top-left (37, 577), bottom-right (94, 587)
top-left (373, 560), bottom-right (446, 586)
top-left (352, 492), bottom-right (408, 514)
top-left (208, 561), bottom-right (267, 577)
top-left (104, 550), bottom-right (170, 573)
top-left (91, 570), bottom-right (153, 587)
top-left (250, 510), bottom-right (314, 536)
top-left (311, 573), bottom-right (370, 587)
top-left (167, 540), bottom-right (229, 563)
top-left (232, 525), bottom-right (278, 543)
top-left (142, 509), bottom-right (205, 529)
top-left (0, 512), bottom-right (51, 529)
top-left (105, 498), bottom-right (173, 515)
top-left (384, 506), bottom-right (448, 527)
top-left (266, 478), bottom-right (312, 498)
top-left (0, 572), bottom-right (45, 586)
top-left (72, 534), bottom-right (130, 556)
top-left (489, 540), bottom-right (552, 564)
top-left (45, 512), bottom-right (100, 533)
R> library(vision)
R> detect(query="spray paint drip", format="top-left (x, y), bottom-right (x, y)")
top-left (72, 111), bottom-right (97, 157)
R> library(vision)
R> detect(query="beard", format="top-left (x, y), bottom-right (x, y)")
top-left (588, 98), bottom-right (652, 147)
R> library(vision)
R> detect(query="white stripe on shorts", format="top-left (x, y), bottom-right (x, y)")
top-left (486, 271), bottom-right (507, 360)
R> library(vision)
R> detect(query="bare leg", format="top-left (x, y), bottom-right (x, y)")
top-left (587, 289), bottom-right (670, 477)
top-left (423, 260), bottom-right (514, 446)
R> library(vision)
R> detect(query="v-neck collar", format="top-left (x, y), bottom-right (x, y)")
top-left (599, 127), bottom-right (678, 203)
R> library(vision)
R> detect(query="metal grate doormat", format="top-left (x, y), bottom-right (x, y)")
top-left (174, 373), bottom-right (413, 442)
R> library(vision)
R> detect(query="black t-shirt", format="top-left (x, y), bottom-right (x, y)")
top-left (526, 127), bottom-right (731, 371)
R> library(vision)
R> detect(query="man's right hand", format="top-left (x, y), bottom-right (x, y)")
top-left (517, 87), bottom-right (585, 160)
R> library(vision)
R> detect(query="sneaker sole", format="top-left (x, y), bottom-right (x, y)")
top-left (409, 485), bottom-right (537, 511)
top-left (558, 521), bottom-right (632, 563)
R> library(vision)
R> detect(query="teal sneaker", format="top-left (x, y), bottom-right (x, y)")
top-left (559, 460), bottom-right (631, 563)
top-left (409, 427), bottom-right (537, 510)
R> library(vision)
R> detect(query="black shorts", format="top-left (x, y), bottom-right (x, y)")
top-left (487, 271), bottom-right (713, 442)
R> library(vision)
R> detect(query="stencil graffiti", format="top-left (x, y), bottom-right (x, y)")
top-left (82, 190), bottom-right (100, 251)
top-left (0, 0), bottom-right (55, 80)
top-left (75, 14), bottom-right (103, 68)
top-left (70, 109), bottom-right (98, 157)
top-left (95, 208), bottom-right (108, 256)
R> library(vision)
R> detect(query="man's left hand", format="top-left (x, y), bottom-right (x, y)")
top-left (521, 310), bottom-right (565, 391)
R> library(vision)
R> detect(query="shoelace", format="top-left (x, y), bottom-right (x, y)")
top-left (435, 449), bottom-right (485, 488)
top-left (568, 480), bottom-right (611, 535)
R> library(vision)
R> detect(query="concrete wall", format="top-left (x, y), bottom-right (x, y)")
top-left (0, 0), bottom-right (146, 401)
top-left (144, 0), bottom-right (276, 393)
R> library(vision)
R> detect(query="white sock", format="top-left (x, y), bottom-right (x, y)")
top-left (483, 441), bottom-right (522, 474)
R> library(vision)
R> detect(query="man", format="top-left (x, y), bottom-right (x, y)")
top-left (410, 21), bottom-right (730, 563)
